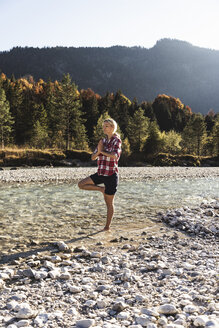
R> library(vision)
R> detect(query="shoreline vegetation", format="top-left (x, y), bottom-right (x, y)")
top-left (0, 148), bottom-right (218, 168)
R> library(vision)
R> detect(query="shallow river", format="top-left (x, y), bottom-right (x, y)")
top-left (0, 176), bottom-right (218, 254)
top-left (0, 177), bottom-right (219, 254)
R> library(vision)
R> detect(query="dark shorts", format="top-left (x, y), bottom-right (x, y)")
top-left (90, 172), bottom-right (118, 195)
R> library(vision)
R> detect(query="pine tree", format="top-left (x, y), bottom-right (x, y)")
top-left (30, 103), bottom-right (49, 148)
top-left (52, 74), bottom-right (88, 150)
top-left (0, 88), bottom-right (14, 148)
top-left (42, 80), bottom-right (57, 146)
top-left (143, 121), bottom-right (163, 156)
top-left (182, 114), bottom-right (207, 155)
top-left (211, 122), bottom-right (219, 156)
top-left (31, 120), bottom-right (49, 149)
top-left (98, 92), bottom-right (113, 116)
top-left (7, 80), bottom-right (23, 144)
top-left (127, 107), bottom-right (149, 152)
top-left (141, 101), bottom-right (156, 121)
top-left (111, 90), bottom-right (131, 137)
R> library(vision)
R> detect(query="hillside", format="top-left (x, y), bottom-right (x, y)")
top-left (0, 38), bottom-right (219, 114)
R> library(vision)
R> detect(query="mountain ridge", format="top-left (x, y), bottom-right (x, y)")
top-left (0, 38), bottom-right (219, 114)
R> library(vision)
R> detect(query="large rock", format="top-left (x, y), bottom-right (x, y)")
top-left (16, 304), bottom-right (36, 319)
top-left (75, 319), bottom-right (95, 327)
top-left (158, 304), bottom-right (178, 314)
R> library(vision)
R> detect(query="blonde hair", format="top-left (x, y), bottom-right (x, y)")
top-left (103, 118), bottom-right (120, 137)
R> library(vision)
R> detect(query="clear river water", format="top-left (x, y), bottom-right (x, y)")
top-left (0, 176), bottom-right (218, 254)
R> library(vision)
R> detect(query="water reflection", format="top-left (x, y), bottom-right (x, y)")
top-left (0, 177), bottom-right (218, 252)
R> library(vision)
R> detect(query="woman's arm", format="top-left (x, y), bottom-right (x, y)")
top-left (91, 139), bottom-right (103, 161)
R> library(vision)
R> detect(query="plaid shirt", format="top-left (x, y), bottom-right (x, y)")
top-left (95, 135), bottom-right (122, 176)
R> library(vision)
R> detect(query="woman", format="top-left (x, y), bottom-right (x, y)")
top-left (78, 118), bottom-right (122, 230)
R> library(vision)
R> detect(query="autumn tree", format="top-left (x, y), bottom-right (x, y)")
top-left (0, 88), bottom-right (14, 148)
top-left (80, 88), bottom-right (100, 143)
top-left (152, 94), bottom-right (191, 132)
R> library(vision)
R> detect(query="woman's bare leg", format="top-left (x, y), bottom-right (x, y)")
top-left (78, 177), bottom-right (105, 193)
top-left (103, 194), bottom-right (115, 230)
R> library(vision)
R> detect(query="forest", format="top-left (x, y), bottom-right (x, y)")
top-left (0, 72), bottom-right (218, 166)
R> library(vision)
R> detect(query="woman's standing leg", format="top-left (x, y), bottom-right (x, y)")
top-left (103, 194), bottom-right (115, 230)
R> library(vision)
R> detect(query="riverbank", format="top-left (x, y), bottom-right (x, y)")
top-left (0, 148), bottom-right (218, 168)
top-left (0, 166), bottom-right (219, 184)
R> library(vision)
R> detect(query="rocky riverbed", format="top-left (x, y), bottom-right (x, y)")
top-left (0, 200), bottom-right (218, 328)
top-left (0, 167), bottom-right (218, 327)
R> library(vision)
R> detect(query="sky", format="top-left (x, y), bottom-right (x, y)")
top-left (1, 0), bottom-right (219, 51)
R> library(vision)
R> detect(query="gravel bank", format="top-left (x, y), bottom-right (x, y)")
top-left (0, 166), bottom-right (219, 183)
top-left (0, 225), bottom-right (218, 328)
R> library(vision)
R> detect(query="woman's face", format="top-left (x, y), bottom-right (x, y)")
top-left (103, 122), bottom-right (114, 135)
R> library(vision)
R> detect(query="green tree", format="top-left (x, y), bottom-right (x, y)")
top-left (127, 107), bottom-right (149, 152)
top-left (182, 114), bottom-right (207, 155)
top-left (99, 92), bottom-right (113, 116)
top-left (211, 122), bottom-right (219, 156)
top-left (122, 137), bottom-right (131, 156)
top-left (161, 130), bottom-right (182, 154)
top-left (111, 90), bottom-right (131, 137)
top-left (42, 80), bottom-right (57, 146)
top-left (6, 80), bottom-right (24, 144)
top-left (141, 101), bottom-right (156, 121)
top-left (143, 120), bottom-right (163, 156)
top-left (52, 74), bottom-right (88, 150)
top-left (0, 88), bottom-right (14, 148)
top-left (205, 109), bottom-right (216, 134)
top-left (30, 103), bottom-right (49, 148)
top-left (31, 120), bottom-right (49, 148)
